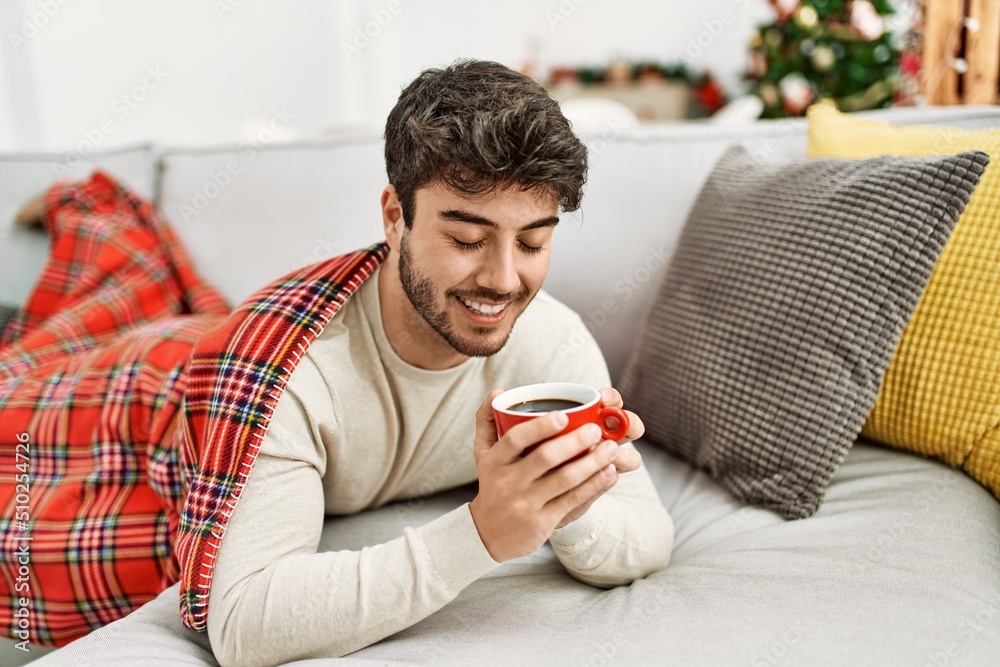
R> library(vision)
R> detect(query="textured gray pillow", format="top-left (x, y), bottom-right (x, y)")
top-left (619, 145), bottom-right (988, 519)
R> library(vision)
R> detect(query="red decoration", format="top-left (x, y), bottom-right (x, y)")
top-left (694, 75), bottom-right (727, 115)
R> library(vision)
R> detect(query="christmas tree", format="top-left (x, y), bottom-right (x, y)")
top-left (747, 0), bottom-right (901, 118)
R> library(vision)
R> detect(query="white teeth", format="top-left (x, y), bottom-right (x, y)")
top-left (460, 297), bottom-right (507, 316)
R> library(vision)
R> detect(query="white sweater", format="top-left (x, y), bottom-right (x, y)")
top-left (207, 265), bottom-right (674, 667)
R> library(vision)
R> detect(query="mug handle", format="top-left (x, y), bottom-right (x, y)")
top-left (597, 407), bottom-right (630, 441)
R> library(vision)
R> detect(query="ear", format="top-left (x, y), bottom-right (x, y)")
top-left (381, 185), bottom-right (405, 251)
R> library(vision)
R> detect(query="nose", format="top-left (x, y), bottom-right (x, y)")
top-left (476, 242), bottom-right (521, 298)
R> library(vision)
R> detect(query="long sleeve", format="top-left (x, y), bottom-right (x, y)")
top-left (548, 444), bottom-right (674, 587)
top-left (545, 317), bottom-right (675, 586)
top-left (206, 425), bottom-right (499, 667)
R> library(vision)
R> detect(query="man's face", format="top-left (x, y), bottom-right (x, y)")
top-left (394, 182), bottom-right (558, 359)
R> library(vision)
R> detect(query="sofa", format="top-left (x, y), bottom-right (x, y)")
top-left (2, 104), bottom-right (999, 666)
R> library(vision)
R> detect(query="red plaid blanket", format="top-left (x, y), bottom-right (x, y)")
top-left (0, 170), bottom-right (388, 646)
top-left (0, 171), bottom-right (230, 646)
top-left (172, 239), bottom-right (386, 632)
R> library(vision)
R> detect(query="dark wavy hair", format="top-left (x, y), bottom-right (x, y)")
top-left (384, 59), bottom-right (588, 227)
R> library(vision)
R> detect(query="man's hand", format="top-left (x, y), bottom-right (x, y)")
top-left (598, 387), bottom-right (644, 475)
top-left (551, 388), bottom-right (645, 527)
top-left (469, 388), bottom-right (621, 563)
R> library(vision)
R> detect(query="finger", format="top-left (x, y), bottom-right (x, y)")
top-left (523, 422), bottom-right (605, 479)
top-left (535, 437), bottom-right (619, 500)
top-left (599, 387), bottom-right (623, 408)
top-left (493, 410), bottom-right (571, 464)
top-left (620, 409), bottom-right (644, 444)
top-left (474, 387), bottom-right (505, 460)
top-left (546, 462), bottom-right (618, 519)
top-left (612, 445), bottom-right (642, 473)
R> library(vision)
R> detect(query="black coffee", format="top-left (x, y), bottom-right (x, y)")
top-left (507, 398), bottom-right (583, 413)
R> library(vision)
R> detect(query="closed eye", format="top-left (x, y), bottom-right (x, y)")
top-left (452, 238), bottom-right (485, 251)
top-left (451, 238), bottom-right (544, 255)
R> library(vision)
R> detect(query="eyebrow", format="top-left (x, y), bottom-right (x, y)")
top-left (439, 209), bottom-right (560, 232)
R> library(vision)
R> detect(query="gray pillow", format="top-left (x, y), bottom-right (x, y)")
top-left (619, 145), bottom-right (988, 519)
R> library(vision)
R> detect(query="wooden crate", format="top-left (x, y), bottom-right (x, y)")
top-left (923, 0), bottom-right (1000, 104)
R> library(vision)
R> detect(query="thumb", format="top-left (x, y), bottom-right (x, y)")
top-left (474, 387), bottom-right (504, 458)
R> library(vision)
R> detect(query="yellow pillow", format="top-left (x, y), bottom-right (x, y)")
top-left (807, 100), bottom-right (1000, 500)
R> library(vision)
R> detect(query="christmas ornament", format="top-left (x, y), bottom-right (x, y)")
top-left (779, 73), bottom-right (815, 115)
top-left (850, 0), bottom-right (885, 41)
top-left (900, 52), bottom-right (920, 77)
top-left (759, 82), bottom-right (780, 108)
top-left (796, 5), bottom-right (819, 29)
top-left (811, 44), bottom-right (836, 71)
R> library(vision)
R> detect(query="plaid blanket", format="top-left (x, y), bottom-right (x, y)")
top-left (0, 170), bottom-right (388, 646)
top-left (0, 171), bottom-right (230, 646)
top-left (172, 240), bottom-right (386, 632)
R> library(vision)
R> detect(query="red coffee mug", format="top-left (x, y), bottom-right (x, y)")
top-left (491, 383), bottom-right (630, 456)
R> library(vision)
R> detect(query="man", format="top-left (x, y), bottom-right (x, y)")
top-left (202, 60), bottom-right (673, 666)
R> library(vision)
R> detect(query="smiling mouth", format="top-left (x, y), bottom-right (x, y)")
top-left (456, 295), bottom-right (510, 322)
top-left (460, 296), bottom-right (508, 314)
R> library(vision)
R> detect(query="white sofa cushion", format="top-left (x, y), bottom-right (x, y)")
top-left (158, 137), bottom-right (389, 312)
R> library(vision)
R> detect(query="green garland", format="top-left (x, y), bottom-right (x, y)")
top-left (571, 61), bottom-right (694, 85)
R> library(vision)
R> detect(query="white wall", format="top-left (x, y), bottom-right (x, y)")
top-left (0, 0), bottom-right (774, 152)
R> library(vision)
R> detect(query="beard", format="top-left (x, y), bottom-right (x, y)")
top-left (397, 231), bottom-right (532, 358)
